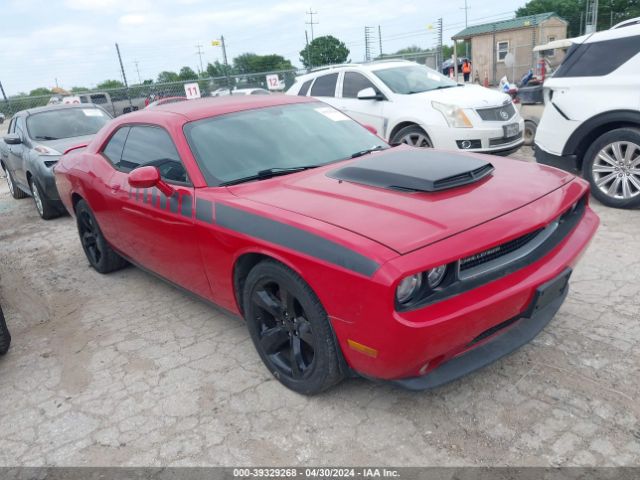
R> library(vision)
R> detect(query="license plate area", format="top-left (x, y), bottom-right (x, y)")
top-left (523, 268), bottom-right (572, 318)
top-left (503, 123), bottom-right (519, 137)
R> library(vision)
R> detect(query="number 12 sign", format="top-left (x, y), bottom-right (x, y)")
top-left (184, 83), bottom-right (201, 99)
top-left (266, 74), bottom-right (281, 91)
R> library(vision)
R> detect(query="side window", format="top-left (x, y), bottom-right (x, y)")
top-left (15, 117), bottom-right (26, 140)
top-left (554, 35), bottom-right (640, 77)
top-left (298, 79), bottom-right (313, 96)
top-left (102, 127), bottom-right (129, 165)
top-left (91, 94), bottom-right (108, 105)
top-left (310, 73), bottom-right (338, 97)
top-left (7, 117), bottom-right (16, 134)
top-left (342, 72), bottom-right (377, 98)
top-left (120, 126), bottom-right (188, 183)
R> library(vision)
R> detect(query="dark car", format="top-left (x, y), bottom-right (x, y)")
top-left (0, 304), bottom-right (10, 355)
top-left (0, 104), bottom-right (111, 219)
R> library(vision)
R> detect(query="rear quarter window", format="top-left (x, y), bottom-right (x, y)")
top-left (310, 73), bottom-right (338, 97)
top-left (554, 34), bottom-right (640, 77)
top-left (297, 79), bottom-right (313, 96)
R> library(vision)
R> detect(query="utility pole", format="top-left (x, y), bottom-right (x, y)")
top-left (364, 26), bottom-right (374, 61)
top-left (0, 81), bottom-right (8, 102)
top-left (195, 44), bottom-right (204, 74)
top-left (134, 61), bottom-right (142, 84)
top-left (115, 43), bottom-right (133, 110)
top-left (305, 8), bottom-right (318, 41)
top-left (461, 0), bottom-right (470, 58)
top-left (220, 35), bottom-right (231, 91)
top-left (585, 0), bottom-right (599, 33)
top-left (436, 18), bottom-right (443, 70)
top-left (580, 11), bottom-right (584, 35)
top-left (378, 25), bottom-right (383, 57)
top-left (305, 30), bottom-right (312, 69)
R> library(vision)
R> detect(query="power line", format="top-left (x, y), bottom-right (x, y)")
top-left (134, 60), bottom-right (142, 84)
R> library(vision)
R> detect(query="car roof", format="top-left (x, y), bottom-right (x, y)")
top-left (294, 59), bottom-right (423, 82)
top-left (123, 94), bottom-right (315, 122)
top-left (17, 103), bottom-right (103, 116)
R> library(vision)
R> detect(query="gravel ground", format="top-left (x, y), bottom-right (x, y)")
top-left (0, 139), bottom-right (639, 467)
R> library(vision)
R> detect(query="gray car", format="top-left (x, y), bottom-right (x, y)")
top-left (0, 104), bottom-right (111, 219)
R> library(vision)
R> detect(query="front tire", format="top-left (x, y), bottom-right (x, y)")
top-left (390, 125), bottom-right (433, 148)
top-left (583, 128), bottom-right (640, 209)
top-left (75, 200), bottom-right (128, 273)
top-left (4, 167), bottom-right (28, 199)
top-left (29, 177), bottom-right (60, 220)
top-left (0, 304), bottom-right (11, 355)
top-left (243, 260), bottom-right (344, 395)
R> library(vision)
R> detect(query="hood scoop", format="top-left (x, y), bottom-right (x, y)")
top-left (327, 149), bottom-right (494, 192)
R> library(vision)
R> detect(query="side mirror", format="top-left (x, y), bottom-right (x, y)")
top-left (357, 87), bottom-right (382, 101)
top-left (363, 124), bottom-right (377, 135)
top-left (128, 166), bottom-right (174, 197)
top-left (3, 133), bottom-right (22, 145)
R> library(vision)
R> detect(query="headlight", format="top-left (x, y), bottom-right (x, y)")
top-left (396, 273), bottom-right (423, 304)
top-left (426, 265), bottom-right (447, 289)
top-left (432, 101), bottom-right (473, 128)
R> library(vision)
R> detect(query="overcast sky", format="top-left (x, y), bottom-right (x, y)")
top-left (0, 0), bottom-right (527, 95)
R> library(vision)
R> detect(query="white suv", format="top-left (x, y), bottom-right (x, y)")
top-left (534, 23), bottom-right (640, 208)
top-left (286, 60), bottom-right (524, 155)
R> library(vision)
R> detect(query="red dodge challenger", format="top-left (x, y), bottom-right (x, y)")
top-left (54, 95), bottom-right (599, 394)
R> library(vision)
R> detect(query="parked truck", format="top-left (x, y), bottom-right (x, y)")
top-left (48, 91), bottom-right (146, 117)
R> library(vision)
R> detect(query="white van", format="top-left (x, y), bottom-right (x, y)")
top-left (534, 24), bottom-right (640, 208)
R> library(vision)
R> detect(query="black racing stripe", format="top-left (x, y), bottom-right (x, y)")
top-left (196, 198), bottom-right (214, 223)
top-left (215, 204), bottom-right (380, 277)
top-left (169, 192), bottom-right (179, 213)
top-left (181, 194), bottom-right (192, 218)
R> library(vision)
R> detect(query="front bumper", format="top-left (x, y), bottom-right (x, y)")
top-left (429, 118), bottom-right (525, 154)
top-left (534, 143), bottom-right (580, 174)
top-left (393, 270), bottom-right (570, 390)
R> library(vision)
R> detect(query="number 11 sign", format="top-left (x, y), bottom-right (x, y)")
top-left (184, 83), bottom-right (201, 99)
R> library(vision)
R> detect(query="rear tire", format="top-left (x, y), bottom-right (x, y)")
top-left (4, 167), bottom-right (28, 199)
top-left (29, 177), bottom-right (60, 220)
top-left (75, 200), bottom-right (128, 273)
top-left (243, 260), bottom-right (344, 395)
top-left (523, 120), bottom-right (537, 146)
top-left (0, 304), bottom-right (11, 355)
top-left (583, 128), bottom-right (640, 209)
top-left (390, 125), bottom-right (433, 148)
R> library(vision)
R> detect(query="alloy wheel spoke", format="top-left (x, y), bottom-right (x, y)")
top-left (611, 142), bottom-right (624, 162)
top-left (253, 289), bottom-right (283, 319)
top-left (621, 176), bottom-right (632, 199)
top-left (297, 319), bottom-right (314, 346)
top-left (597, 151), bottom-right (617, 167)
top-left (289, 335), bottom-right (304, 378)
top-left (596, 172), bottom-right (617, 187)
top-left (259, 326), bottom-right (289, 355)
top-left (623, 143), bottom-right (637, 163)
top-left (607, 176), bottom-right (622, 196)
top-left (593, 165), bottom-right (616, 173)
top-left (628, 174), bottom-right (640, 192)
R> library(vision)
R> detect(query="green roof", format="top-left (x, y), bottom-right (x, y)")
top-left (452, 12), bottom-right (564, 39)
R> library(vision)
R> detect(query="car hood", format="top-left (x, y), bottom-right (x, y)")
top-left (407, 84), bottom-right (512, 109)
top-left (228, 147), bottom-right (576, 255)
top-left (35, 134), bottom-right (96, 155)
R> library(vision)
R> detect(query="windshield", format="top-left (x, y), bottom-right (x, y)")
top-left (373, 65), bottom-right (458, 94)
top-left (27, 107), bottom-right (110, 140)
top-left (184, 102), bottom-right (388, 186)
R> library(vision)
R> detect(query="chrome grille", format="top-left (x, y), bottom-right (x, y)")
top-left (476, 102), bottom-right (516, 121)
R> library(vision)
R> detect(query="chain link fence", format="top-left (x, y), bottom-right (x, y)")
top-left (377, 51), bottom-right (440, 71)
top-left (0, 68), bottom-right (301, 120)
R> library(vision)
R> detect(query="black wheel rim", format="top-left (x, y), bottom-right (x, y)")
top-left (251, 280), bottom-right (315, 379)
top-left (78, 211), bottom-right (102, 265)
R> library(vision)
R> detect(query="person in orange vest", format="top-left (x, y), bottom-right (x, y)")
top-left (462, 60), bottom-right (471, 83)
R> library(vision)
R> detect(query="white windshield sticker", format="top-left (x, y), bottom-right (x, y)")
top-left (315, 107), bottom-right (349, 121)
top-left (82, 109), bottom-right (103, 117)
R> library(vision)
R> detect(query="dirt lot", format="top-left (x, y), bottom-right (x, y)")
top-left (0, 141), bottom-right (639, 466)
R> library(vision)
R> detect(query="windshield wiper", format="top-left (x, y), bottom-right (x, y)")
top-left (34, 135), bottom-right (59, 140)
top-left (350, 145), bottom-right (388, 158)
top-left (220, 165), bottom-right (321, 186)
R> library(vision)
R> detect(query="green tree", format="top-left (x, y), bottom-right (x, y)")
top-left (29, 87), bottom-right (53, 96)
top-left (142, 79), bottom-right (153, 85)
top-left (233, 53), bottom-right (294, 74)
top-left (442, 43), bottom-right (466, 59)
top-left (516, 0), bottom-right (640, 36)
top-left (96, 79), bottom-right (125, 89)
top-left (206, 60), bottom-right (233, 78)
top-left (156, 71), bottom-right (180, 83)
top-left (299, 35), bottom-right (350, 68)
top-left (178, 66), bottom-right (198, 81)
top-left (70, 86), bottom-right (88, 93)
